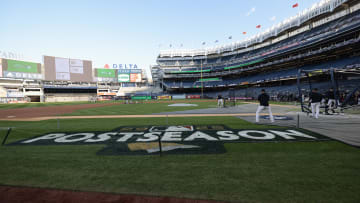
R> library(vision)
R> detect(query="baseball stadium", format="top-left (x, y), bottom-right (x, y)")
top-left (1, 0), bottom-right (360, 202)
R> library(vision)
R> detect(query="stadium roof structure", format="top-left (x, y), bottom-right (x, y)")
top-left (159, 0), bottom-right (349, 58)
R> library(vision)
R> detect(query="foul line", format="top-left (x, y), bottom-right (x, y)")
top-left (0, 113), bottom-right (285, 121)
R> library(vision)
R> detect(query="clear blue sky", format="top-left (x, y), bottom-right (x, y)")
top-left (0, 0), bottom-right (320, 77)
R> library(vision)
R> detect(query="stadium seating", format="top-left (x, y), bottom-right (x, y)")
top-left (159, 9), bottom-right (360, 74)
top-left (162, 56), bottom-right (360, 89)
top-left (156, 2), bottom-right (360, 104)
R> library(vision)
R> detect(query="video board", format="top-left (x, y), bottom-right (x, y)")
top-left (43, 56), bottom-right (92, 82)
top-left (117, 69), bottom-right (142, 83)
top-left (95, 68), bottom-right (117, 82)
top-left (1, 58), bottom-right (42, 79)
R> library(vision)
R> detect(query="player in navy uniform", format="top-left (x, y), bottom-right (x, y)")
top-left (309, 88), bottom-right (324, 119)
top-left (325, 88), bottom-right (338, 113)
top-left (256, 89), bottom-right (274, 123)
top-left (217, 94), bottom-right (224, 108)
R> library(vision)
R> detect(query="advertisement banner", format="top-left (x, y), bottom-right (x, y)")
top-left (172, 94), bottom-right (186, 99)
top-left (7, 59), bottom-right (39, 73)
top-left (186, 95), bottom-right (201, 99)
top-left (157, 95), bottom-right (172, 100)
top-left (131, 96), bottom-right (151, 100)
top-left (130, 69), bottom-right (142, 73)
top-left (97, 68), bottom-right (116, 78)
top-left (97, 92), bottom-right (117, 96)
top-left (96, 77), bottom-right (117, 82)
top-left (7, 90), bottom-right (24, 98)
top-left (118, 69), bottom-right (131, 74)
top-left (115, 69), bottom-right (142, 74)
top-left (130, 73), bottom-right (141, 82)
top-left (118, 73), bottom-right (130, 82)
top-left (3, 71), bottom-right (42, 79)
top-left (233, 97), bottom-right (253, 100)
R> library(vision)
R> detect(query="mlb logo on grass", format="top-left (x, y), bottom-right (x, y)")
top-left (150, 126), bottom-right (194, 132)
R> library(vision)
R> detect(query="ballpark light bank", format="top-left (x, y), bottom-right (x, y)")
top-left (9, 125), bottom-right (331, 155)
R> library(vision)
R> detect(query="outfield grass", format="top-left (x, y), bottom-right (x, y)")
top-left (0, 117), bottom-right (359, 202)
top-left (63, 101), bottom-right (213, 116)
top-left (62, 100), bottom-right (245, 116)
top-left (0, 100), bottom-right (239, 115)
top-left (0, 101), bottom-right (95, 110)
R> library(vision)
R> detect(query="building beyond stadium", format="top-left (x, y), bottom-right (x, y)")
top-left (156, 0), bottom-right (360, 101)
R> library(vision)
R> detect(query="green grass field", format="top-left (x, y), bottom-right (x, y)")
top-left (0, 102), bottom-right (359, 202)
top-left (64, 100), bottom-right (241, 116)
top-left (0, 101), bottom-right (93, 110)
top-left (0, 99), bottom-right (245, 115)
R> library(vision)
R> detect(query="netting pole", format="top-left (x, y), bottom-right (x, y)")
top-left (1, 128), bottom-right (12, 146)
top-left (296, 113), bottom-right (300, 128)
top-left (330, 68), bottom-right (339, 108)
top-left (297, 69), bottom-right (304, 112)
top-left (158, 135), bottom-right (162, 157)
top-left (166, 114), bottom-right (168, 126)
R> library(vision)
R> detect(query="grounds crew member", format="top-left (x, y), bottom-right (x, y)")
top-left (217, 94), bottom-right (224, 108)
top-left (309, 88), bottom-right (324, 119)
top-left (256, 89), bottom-right (274, 123)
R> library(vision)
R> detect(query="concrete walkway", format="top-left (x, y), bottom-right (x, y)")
top-left (156, 104), bottom-right (360, 147)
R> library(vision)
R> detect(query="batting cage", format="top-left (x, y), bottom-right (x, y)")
top-left (297, 67), bottom-right (360, 115)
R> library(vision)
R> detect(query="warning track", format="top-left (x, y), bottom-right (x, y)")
top-left (0, 185), bottom-right (228, 203)
top-left (0, 103), bottom-right (119, 120)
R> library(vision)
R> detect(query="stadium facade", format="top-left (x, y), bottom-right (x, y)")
top-left (156, 0), bottom-right (360, 101)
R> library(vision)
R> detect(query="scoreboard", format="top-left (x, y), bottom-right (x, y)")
top-left (43, 56), bottom-right (93, 82)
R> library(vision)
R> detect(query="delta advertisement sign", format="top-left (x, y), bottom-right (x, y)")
top-left (104, 64), bottom-right (139, 69)
top-left (8, 125), bottom-right (331, 156)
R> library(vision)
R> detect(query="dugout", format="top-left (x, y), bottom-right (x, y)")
top-left (43, 86), bottom-right (97, 102)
